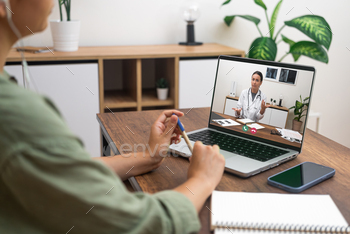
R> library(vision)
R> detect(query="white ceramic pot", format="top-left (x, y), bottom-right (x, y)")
top-left (50, 20), bottom-right (80, 52)
top-left (157, 88), bottom-right (168, 100)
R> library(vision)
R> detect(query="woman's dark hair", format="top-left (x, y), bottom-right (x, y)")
top-left (252, 71), bottom-right (263, 82)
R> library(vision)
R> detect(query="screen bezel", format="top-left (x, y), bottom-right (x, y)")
top-left (208, 55), bottom-right (316, 153)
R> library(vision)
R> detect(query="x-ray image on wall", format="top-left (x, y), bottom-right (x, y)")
top-left (266, 68), bottom-right (278, 80)
top-left (279, 69), bottom-right (297, 85)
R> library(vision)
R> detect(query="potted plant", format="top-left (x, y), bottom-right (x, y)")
top-left (156, 78), bottom-right (169, 100)
top-left (222, 0), bottom-right (332, 63)
top-left (289, 96), bottom-right (309, 132)
top-left (50, 0), bottom-right (80, 51)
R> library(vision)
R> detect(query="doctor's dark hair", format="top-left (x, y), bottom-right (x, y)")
top-left (252, 71), bottom-right (263, 82)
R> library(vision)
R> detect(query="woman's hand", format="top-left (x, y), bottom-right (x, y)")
top-left (232, 107), bottom-right (242, 116)
top-left (148, 110), bottom-right (184, 165)
top-left (187, 142), bottom-right (225, 190)
top-left (174, 141), bottom-right (225, 212)
top-left (260, 100), bottom-right (271, 114)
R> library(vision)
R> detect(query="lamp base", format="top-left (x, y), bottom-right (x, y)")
top-left (179, 42), bottom-right (203, 46)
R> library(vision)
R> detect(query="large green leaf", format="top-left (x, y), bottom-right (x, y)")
top-left (222, 0), bottom-right (231, 6)
top-left (248, 37), bottom-right (277, 61)
top-left (270, 0), bottom-right (283, 38)
top-left (294, 100), bottom-right (303, 115)
top-left (284, 15), bottom-right (332, 50)
top-left (289, 41), bottom-right (328, 63)
top-left (224, 15), bottom-right (261, 26)
top-left (281, 34), bottom-right (301, 61)
top-left (254, 0), bottom-right (267, 10)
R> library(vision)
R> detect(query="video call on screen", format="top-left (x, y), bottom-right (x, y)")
top-left (210, 58), bottom-right (315, 149)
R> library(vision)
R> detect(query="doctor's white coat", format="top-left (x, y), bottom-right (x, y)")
top-left (235, 88), bottom-right (267, 122)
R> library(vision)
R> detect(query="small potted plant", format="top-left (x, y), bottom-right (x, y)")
top-left (50, 0), bottom-right (80, 51)
top-left (156, 78), bottom-right (169, 100)
top-left (289, 96), bottom-right (309, 132)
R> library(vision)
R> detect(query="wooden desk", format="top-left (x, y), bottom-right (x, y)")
top-left (97, 108), bottom-right (350, 233)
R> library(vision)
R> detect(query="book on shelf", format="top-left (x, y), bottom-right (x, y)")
top-left (211, 191), bottom-right (349, 234)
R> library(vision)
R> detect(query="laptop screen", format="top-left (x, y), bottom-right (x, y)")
top-left (209, 56), bottom-right (315, 152)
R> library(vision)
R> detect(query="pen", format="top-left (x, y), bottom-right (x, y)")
top-left (173, 114), bottom-right (193, 153)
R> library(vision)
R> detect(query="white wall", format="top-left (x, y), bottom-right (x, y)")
top-left (20, 0), bottom-right (350, 148)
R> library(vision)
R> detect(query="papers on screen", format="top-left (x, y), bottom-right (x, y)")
top-left (236, 119), bottom-right (255, 124)
top-left (247, 123), bottom-right (265, 129)
top-left (213, 119), bottom-right (241, 127)
top-left (277, 128), bottom-right (302, 143)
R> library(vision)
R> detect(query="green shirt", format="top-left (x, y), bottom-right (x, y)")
top-left (0, 71), bottom-right (200, 234)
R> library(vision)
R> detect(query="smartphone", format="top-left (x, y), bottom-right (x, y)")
top-left (267, 162), bottom-right (335, 193)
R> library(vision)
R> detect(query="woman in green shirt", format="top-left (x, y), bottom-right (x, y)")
top-left (0, 1), bottom-right (225, 233)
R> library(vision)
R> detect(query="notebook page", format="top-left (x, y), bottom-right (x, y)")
top-left (211, 191), bottom-right (348, 228)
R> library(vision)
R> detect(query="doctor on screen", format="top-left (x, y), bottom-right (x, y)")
top-left (232, 71), bottom-right (270, 122)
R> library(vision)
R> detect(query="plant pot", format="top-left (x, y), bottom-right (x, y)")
top-left (50, 20), bottom-right (80, 52)
top-left (157, 88), bottom-right (168, 100)
top-left (292, 119), bottom-right (303, 132)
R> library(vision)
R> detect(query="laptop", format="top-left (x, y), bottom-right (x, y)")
top-left (169, 55), bottom-right (315, 177)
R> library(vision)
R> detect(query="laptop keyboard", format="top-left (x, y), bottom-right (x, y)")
top-left (188, 130), bottom-right (288, 162)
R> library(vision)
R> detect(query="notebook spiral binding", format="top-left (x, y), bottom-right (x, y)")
top-left (215, 221), bottom-right (350, 233)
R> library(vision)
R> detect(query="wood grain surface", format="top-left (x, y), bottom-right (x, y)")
top-left (7, 44), bottom-right (245, 61)
top-left (97, 108), bottom-right (350, 234)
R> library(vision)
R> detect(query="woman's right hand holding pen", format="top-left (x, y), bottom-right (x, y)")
top-left (174, 142), bottom-right (225, 212)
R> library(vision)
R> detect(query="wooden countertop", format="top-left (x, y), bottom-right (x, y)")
top-left (6, 43), bottom-right (245, 62)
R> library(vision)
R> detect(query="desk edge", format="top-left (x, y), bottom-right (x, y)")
top-left (96, 114), bottom-right (143, 192)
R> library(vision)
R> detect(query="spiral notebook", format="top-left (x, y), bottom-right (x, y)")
top-left (211, 191), bottom-right (349, 234)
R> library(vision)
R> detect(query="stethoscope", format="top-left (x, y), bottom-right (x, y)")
top-left (247, 87), bottom-right (261, 110)
top-left (242, 88), bottom-right (261, 119)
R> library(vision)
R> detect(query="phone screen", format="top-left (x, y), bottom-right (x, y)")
top-left (269, 162), bottom-right (334, 188)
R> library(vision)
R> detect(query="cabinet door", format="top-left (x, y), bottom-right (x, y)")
top-left (269, 109), bottom-right (288, 128)
top-left (27, 63), bottom-right (100, 157)
top-left (224, 98), bottom-right (238, 116)
top-left (179, 59), bottom-right (218, 108)
top-left (259, 108), bottom-right (272, 125)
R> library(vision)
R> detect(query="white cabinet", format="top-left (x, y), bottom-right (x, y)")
top-left (5, 63), bottom-right (100, 157)
top-left (259, 108), bottom-right (272, 125)
top-left (179, 58), bottom-right (218, 108)
top-left (269, 109), bottom-right (288, 128)
top-left (4, 65), bottom-right (23, 84)
top-left (224, 98), bottom-right (238, 116)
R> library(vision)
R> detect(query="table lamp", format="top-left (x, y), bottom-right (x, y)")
top-left (278, 94), bottom-right (284, 107)
top-left (179, 4), bottom-right (202, 46)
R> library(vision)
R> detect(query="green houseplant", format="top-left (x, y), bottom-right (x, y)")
top-left (289, 96), bottom-right (309, 131)
top-left (58, 0), bottom-right (72, 21)
top-left (156, 78), bottom-right (169, 100)
top-left (50, 0), bottom-right (80, 51)
top-left (222, 0), bottom-right (332, 63)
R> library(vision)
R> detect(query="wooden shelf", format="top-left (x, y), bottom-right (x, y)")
top-left (142, 89), bottom-right (174, 107)
top-left (226, 95), bottom-right (239, 101)
top-left (104, 90), bottom-right (137, 109)
top-left (6, 43), bottom-right (245, 62)
top-left (6, 44), bottom-right (245, 113)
